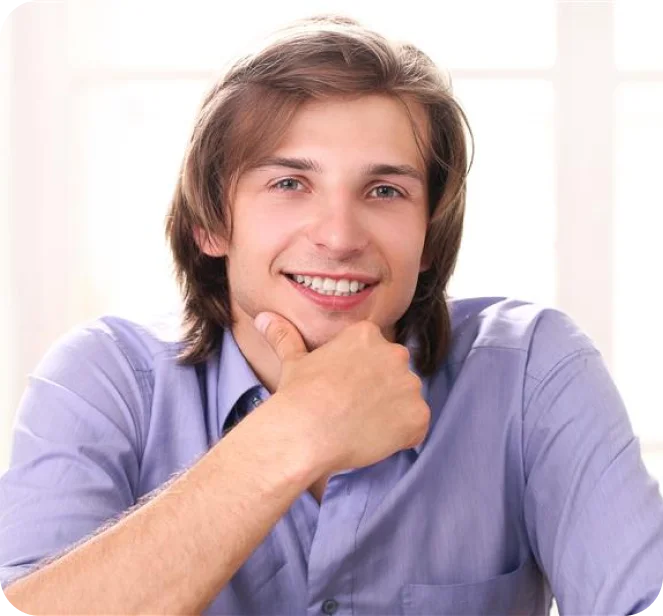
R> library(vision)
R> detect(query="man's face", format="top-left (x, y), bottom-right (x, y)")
top-left (202, 94), bottom-right (430, 352)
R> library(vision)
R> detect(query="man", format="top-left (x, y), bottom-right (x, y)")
top-left (1, 14), bottom-right (662, 615)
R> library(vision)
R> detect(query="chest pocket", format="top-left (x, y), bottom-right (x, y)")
top-left (401, 558), bottom-right (541, 615)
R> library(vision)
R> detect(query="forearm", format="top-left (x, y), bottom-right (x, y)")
top-left (4, 394), bottom-right (319, 615)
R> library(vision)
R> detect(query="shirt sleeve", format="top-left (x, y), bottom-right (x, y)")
top-left (522, 323), bottom-right (663, 614)
top-left (0, 323), bottom-right (148, 589)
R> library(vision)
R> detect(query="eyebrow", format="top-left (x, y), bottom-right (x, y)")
top-left (250, 156), bottom-right (425, 185)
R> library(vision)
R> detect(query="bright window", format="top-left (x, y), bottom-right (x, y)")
top-left (448, 80), bottom-right (555, 304)
top-left (615, 0), bottom-right (663, 70)
top-left (614, 84), bottom-right (663, 442)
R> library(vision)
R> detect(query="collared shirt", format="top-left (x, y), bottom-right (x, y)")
top-left (0, 297), bottom-right (662, 614)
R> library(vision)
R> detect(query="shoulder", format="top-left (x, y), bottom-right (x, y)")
top-left (22, 311), bottom-right (195, 453)
top-left (39, 310), bottom-right (188, 376)
top-left (446, 297), bottom-right (599, 379)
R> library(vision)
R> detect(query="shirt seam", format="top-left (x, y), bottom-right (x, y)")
top-left (524, 347), bottom-right (598, 392)
top-left (470, 345), bottom-right (528, 354)
top-left (522, 347), bottom-right (600, 460)
top-left (94, 327), bottom-right (153, 466)
top-left (94, 327), bottom-right (154, 374)
top-left (150, 345), bottom-right (187, 363)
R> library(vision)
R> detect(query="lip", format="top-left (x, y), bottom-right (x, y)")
top-left (284, 274), bottom-right (376, 311)
top-left (282, 271), bottom-right (380, 285)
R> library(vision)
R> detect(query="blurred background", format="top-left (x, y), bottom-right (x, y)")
top-left (0, 0), bottom-right (662, 495)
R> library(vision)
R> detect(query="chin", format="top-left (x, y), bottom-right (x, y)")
top-left (300, 330), bottom-right (335, 352)
top-left (299, 319), bottom-right (371, 351)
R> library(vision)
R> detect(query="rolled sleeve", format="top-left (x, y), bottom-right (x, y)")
top-left (523, 342), bottom-right (663, 613)
top-left (0, 324), bottom-right (148, 588)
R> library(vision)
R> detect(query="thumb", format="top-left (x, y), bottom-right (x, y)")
top-left (254, 312), bottom-right (308, 362)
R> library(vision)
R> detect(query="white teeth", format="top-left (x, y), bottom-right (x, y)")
top-left (289, 274), bottom-right (369, 295)
top-left (322, 278), bottom-right (337, 292)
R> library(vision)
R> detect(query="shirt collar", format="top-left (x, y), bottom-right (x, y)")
top-left (216, 327), bottom-right (429, 457)
top-left (216, 328), bottom-right (265, 435)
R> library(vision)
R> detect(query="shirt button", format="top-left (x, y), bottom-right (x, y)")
top-left (321, 598), bottom-right (339, 615)
top-left (251, 395), bottom-right (263, 409)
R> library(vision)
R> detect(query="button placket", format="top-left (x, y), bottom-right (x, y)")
top-left (306, 472), bottom-right (371, 615)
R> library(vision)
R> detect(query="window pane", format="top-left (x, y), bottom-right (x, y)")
top-left (614, 84), bottom-right (663, 444)
top-left (447, 80), bottom-right (556, 305)
top-left (71, 81), bottom-right (210, 317)
top-left (66, 0), bottom-right (556, 72)
top-left (615, 0), bottom-right (663, 70)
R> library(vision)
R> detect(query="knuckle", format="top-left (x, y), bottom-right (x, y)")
top-left (418, 401), bottom-right (431, 424)
top-left (393, 344), bottom-right (411, 362)
top-left (406, 370), bottom-right (422, 390)
top-left (354, 320), bottom-right (379, 341)
top-left (412, 404), bottom-right (431, 442)
top-left (396, 344), bottom-right (410, 361)
top-left (361, 320), bottom-right (380, 334)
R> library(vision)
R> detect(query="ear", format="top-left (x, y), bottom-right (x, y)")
top-left (193, 226), bottom-right (228, 257)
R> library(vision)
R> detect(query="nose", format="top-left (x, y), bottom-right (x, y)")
top-left (306, 197), bottom-right (369, 259)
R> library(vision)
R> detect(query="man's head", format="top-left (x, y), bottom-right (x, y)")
top-left (166, 14), bottom-right (473, 377)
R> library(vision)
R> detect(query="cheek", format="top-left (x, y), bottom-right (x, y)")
top-left (386, 221), bottom-right (427, 267)
top-left (251, 210), bottom-right (303, 252)
top-left (390, 230), bottom-right (427, 298)
top-left (229, 214), bottom-right (289, 265)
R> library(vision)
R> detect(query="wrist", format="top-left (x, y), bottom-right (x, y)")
top-left (252, 391), bottom-right (330, 487)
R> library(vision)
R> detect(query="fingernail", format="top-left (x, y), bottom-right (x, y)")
top-left (254, 313), bottom-right (271, 334)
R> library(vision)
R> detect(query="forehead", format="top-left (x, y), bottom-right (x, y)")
top-left (273, 94), bottom-right (429, 166)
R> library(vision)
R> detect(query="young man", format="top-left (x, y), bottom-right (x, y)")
top-left (1, 15), bottom-right (662, 615)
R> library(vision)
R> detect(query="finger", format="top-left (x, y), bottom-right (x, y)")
top-left (254, 312), bottom-right (308, 362)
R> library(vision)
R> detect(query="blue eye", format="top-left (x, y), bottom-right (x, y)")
top-left (271, 178), bottom-right (302, 191)
top-left (371, 185), bottom-right (404, 199)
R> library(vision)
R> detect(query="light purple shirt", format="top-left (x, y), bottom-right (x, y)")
top-left (1, 297), bottom-right (662, 614)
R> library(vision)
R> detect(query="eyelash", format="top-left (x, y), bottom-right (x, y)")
top-left (268, 178), bottom-right (405, 200)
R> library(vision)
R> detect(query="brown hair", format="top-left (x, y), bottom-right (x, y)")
top-left (165, 14), bottom-right (473, 377)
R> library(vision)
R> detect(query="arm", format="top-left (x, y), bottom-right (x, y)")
top-left (522, 317), bottom-right (663, 613)
top-left (0, 322), bottom-right (322, 615)
top-left (1, 314), bottom-right (428, 615)
top-left (4, 395), bottom-right (318, 615)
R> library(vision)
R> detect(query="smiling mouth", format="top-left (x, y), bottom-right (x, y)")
top-left (282, 272), bottom-right (378, 285)
top-left (283, 273), bottom-right (377, 296)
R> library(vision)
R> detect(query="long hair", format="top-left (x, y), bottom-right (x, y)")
top-left (165, 14), bottom-right (473, 377)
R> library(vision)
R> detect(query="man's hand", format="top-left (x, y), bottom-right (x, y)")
top-left (254, 313), bottom-right (431, 476)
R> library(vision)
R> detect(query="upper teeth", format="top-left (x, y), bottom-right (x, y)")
top-left (292, 274), bottom-right (368, 294)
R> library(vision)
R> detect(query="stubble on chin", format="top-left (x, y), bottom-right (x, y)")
top-left (299, 321), bottom-right (362, 353)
